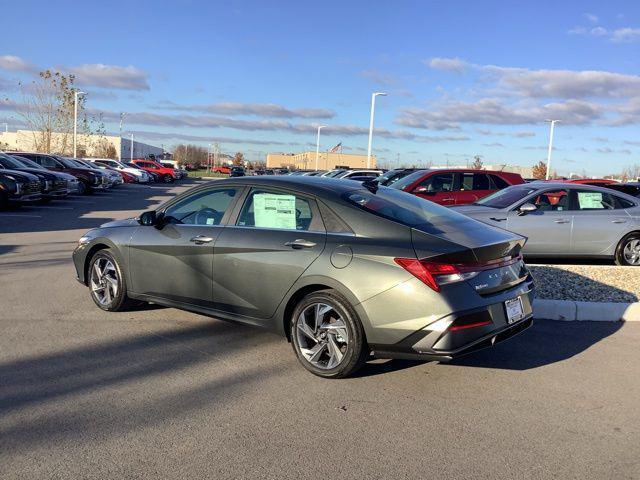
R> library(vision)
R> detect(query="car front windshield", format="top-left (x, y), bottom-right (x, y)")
top-left (12, 156), bottom-right (45, 169)
top-left (389, 170), bottom-right (429, 190)
top-left (343, 186), bottom-right (479, 234)
top-left (475, 185), bottom-right (538, 208)
top-left (0, 153), bottom-right (28, 169)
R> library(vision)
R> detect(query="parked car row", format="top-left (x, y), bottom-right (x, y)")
top-left (0, 151), bottom-right (186, 209)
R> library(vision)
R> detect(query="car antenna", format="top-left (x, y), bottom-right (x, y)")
top-left (362, 179), bottom-right (378, 193)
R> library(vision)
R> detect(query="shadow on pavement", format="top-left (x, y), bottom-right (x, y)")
top-left (0, 319), bottom-right (283, 451)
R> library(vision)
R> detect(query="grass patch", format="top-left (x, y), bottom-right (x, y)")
top-left (187, 170), bottom-right (229, 178)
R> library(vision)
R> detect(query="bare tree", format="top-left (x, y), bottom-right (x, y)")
top-left (14, 70), bottom-right (100, 155)
top-left (233, 152), bottom-right (244, 165)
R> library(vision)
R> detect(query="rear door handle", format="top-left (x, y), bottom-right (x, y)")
top-left (284, 239), bottom-right (317, 249)
top-left (490, 217), bottom-right (507, 222)
top-left (554, 219), bottom-right (570, 224)
top-left (190, 235), bottom-right (214, 244)
top-left (612, 219), bottom-right (628, 224)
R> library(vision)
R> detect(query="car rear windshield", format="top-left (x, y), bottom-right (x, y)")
top-left (343, 187), bottom-right (479, 234)
top-left (475, 185), bottom-right (538, 208)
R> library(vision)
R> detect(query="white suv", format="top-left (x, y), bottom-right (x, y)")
top-left (87, 158), bottom-right (150, 183)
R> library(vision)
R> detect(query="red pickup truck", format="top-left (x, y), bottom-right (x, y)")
top-left (132, 159), bottom-right (178, 183)
top-left (212, 166), bottom-right (231, 174)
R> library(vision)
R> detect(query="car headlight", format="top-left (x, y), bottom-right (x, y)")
top-left (78, 235), bottom-right (93, 246)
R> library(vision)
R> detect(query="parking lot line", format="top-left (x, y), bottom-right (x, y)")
top-left (32, 206), bottom-right (75, 210)
top-left (0, 213), bottom-right (43, 218)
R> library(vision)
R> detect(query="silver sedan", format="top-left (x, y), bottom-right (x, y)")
top-left (451, 182), bottom-right (640, 265)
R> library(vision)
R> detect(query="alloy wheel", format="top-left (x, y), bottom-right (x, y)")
top-left (295, 303), bottom-right (349, 370)
top-left (623, 238), bottom-right (640, 265)
top-left (90, 257), bottom-right (119, 305)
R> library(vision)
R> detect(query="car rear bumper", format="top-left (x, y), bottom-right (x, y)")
top-left (367, 278), bottom-right (535, 361)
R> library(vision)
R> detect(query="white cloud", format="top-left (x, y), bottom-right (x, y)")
top-left (426, 57), bottom-right (470, 74)
top-left (64, 64), bottom-right (149, 90)
top-left (589, 26), bottom-right (608, 36)
top-left (0, 55), bottom-right (37, 73)
top-left (360, 69), bottom-right (398, 86)
top-left (583, 13), bottom-right (599, 24)
top-left (611, 27), bottom-right (640, 43)
top-left (155, 100), bottom-right (335, 119)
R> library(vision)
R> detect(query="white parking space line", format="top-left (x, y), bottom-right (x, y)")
top-left (31, 206), bottom-right (75, 210)
top-left (56, 200), bottom-right (95, 204)
top-left (0, 213), bottom-right (43, 218)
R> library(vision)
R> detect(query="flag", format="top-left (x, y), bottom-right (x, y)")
top-left (329, 142), bottom-right (342, 153)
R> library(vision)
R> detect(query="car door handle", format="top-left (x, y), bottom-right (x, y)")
top-left (554, 219), bottom-right (570, 224)
top-left (612, 219), bottom-right (628, 224)
top-left (190, 235), bottom-right (214, 244)
top-left (490, 217), bottom-right (507, 222)
top-left (442, 198), bottom-right (454, 202)
top-left (284, 239), bottom-right (317, 249)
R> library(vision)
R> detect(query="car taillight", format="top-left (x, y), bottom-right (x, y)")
top-left (394, 255), bottom-right (521, 292)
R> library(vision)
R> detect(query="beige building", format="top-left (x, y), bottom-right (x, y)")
top-left (267, 151), bottom-right (376, 170)
top-left (0, 130), bottom-right (163, 160)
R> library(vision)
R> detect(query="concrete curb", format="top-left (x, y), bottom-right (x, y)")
top-left (533, 299), bottom-right (640, 322)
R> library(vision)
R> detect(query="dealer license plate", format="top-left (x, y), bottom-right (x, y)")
top-left (505, 297), bottom-right (525, 324)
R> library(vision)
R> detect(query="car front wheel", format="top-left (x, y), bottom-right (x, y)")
top-left (88, 249), bottom-right (137, 311)
top-left (291, 289), bottom-right (368, 378)
top-left (616, 233), bottom-right (640, 266)
top-left (162, 174), bottom-right (173, 183)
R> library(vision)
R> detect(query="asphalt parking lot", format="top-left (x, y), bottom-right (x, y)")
top-left (1, 182), bottom-right (639, 479)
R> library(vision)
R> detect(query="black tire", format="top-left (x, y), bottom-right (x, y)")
top-left (163, 174), bottom-right (174, 184)
top-left (38, 197), bottom-right (52, 205)
top-left (77, 181), bottom-right (87, 195)
top-left (0, 192), bottom-right (7, 211)
top-left (615, 232), bottom-right (640, 266)
top-left (290, 289), bottom-right (368, 378)
top-left (88, 249), bottom-right (138, 311)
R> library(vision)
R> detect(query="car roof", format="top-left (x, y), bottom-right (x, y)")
top-left (201, 174), bottom-right (363, 198)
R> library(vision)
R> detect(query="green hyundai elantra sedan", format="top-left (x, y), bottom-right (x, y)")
top-left (73, 176), bottom-right (534, 378)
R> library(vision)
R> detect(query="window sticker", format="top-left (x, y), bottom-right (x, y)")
top-left (253, 193), bottom-right (297, 229)
top-left (577, 192), bottom-right (603, 209)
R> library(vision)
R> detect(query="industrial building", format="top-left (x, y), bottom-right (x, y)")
top-left (266, 151), bottom-right (376, 170)
top-left (0, 130), bottom-right (163, 160)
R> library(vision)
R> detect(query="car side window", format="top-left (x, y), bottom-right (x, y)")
top-left (416, 173), bottom-right (454, 192)
top-left (237, 189), bottom-right (315, 231)
top-left (488, 175), bottom-right (509, 189)
top-left (573, 190), bottom-right (618, 211)
top-left (164, 188), bottom-right (238, 226)
top-left (473, 173), bottom-right (491, 190)
top-left (614, 196), bottom-right (636, 209)
top-left (529, 189), bottom-right (569, 212)
top-left (40, 156), bottom-right (57, 168)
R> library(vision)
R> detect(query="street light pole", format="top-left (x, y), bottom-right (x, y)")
top-left (315, 125), bottom-right (326, 171)
top-left (2, 122), bottom-right (7, 134)
top-left (119, 112), bottom-right (126, 136)
top-left (73, 90), bottom-right (86, 158)
top-left (545, 119), bottom-right (560, 180)
top-left (367, 92), bottom-right (387, 169)
top-left (130, 133), bottom-right (134, 163)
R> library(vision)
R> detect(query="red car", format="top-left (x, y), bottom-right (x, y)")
top-left (563, 178), bottom-right (617, 185)
top-left (390, 169), bottom-right (525, 205)
top-left (131, 159), bottom-right (178, 183)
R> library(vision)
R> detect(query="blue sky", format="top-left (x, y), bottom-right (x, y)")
top-left (1, 0), bottom-right (640, 175)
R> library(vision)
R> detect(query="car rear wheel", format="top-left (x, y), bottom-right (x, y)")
top-left (616, 233), bottom-right (640, 266)
top-left (0, 191), bottom-right (7, 210)
top-left (162, 174), bottom-right (173, 183)
top-left (89, 249), bottom-right (137, 311)
top-left (291, 289), bottom-right (368, 378)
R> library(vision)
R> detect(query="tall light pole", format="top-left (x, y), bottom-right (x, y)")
top-left (73, 90), bottom-right (87, 158)
top-left (545, 119), bottom-right (560, 180)
top-left (2, 122), bottom-right (7, 134)
top-left (119, 112), bottom-right (127, 136)
top-left (130, 133), bottom-right (134, 162)
top-left (367, 92), bottom-right (387, 169)
top-left (315, 125), bottom-right (326, 171)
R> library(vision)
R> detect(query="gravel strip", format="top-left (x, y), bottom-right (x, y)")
top-left (529, 264), bottom-right (640, 303)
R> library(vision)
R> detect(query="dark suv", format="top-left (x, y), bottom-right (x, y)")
top-left (15, 152), bottom-right (108, 194)
top-left (0, 153), bottom-right (69, 203)
top-left (0, 169), bottom-right (42, 209)
top-left (229, 166), bottom-right (245, 177)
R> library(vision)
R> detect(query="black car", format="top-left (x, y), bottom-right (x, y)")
top-left (229, 166), bottom-right (245, 177)
top-left (601, 183), bottom-right (640, 198)
top-left (0, 152), bottom-right (69, 203)
top-left (0, 169), bottom-right (42, 209)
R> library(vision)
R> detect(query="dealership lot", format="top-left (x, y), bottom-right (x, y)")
top-left (1, 182), bottom-right (639, 479)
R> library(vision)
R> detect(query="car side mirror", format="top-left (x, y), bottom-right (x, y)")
top-left (138, 210), bottom-right (157, 226)
top-left (518, 203), bottom-right (537, 216)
